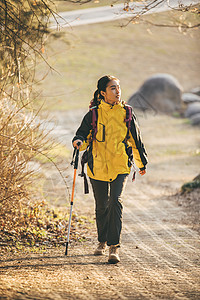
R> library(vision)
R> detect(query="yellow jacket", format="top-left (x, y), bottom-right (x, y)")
top-left (73, 101), bottom-right (148, 182)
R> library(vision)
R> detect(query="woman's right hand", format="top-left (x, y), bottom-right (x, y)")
top-left (73, 139), bottom-right (83, 149)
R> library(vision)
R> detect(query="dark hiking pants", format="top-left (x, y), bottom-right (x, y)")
top-left (90, 174), bottom-right (128, 246)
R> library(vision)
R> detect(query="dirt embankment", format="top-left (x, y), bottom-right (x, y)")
top-left (0, 111), bottom-right (200, 300)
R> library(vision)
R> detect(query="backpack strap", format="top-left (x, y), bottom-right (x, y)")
top-left (79, 149), bottom-right (89, 194)
top-left (90, 106), bottom-right (98, 141)
top-left (124, 104), bottom-right (132, 141)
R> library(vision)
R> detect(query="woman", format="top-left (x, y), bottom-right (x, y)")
top-left (72, 75), bottom-right (148, 264)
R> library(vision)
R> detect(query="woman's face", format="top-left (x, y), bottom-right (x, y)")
top-left (101, 79), bottom-right (121, 105)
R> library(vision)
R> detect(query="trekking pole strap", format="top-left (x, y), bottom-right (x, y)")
top-left (79, 153), bottom-right (89, 194)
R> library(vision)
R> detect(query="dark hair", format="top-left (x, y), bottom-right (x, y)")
top-left (89, 75), bottom-right (118, 108)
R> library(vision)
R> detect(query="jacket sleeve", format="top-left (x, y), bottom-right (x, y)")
top-left (72, 111), bottom-right (92, 151)
top-left (128, 114), bottom-right (148, 170)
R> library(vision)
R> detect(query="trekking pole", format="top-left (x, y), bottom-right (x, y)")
top-left (65, 142), bottom-right (80, 255)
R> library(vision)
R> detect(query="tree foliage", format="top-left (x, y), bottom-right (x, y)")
top-left (0, 0), bottom-right (57, 100)
top-left (0, 1), bottom-right (60, 235)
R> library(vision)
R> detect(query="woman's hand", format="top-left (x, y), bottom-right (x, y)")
top-left (139, 169), bottom-right (146, 176)
top-left (73, 139), bottom-right (83, 149)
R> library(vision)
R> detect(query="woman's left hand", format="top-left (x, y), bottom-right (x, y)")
top-left (139, 169), bottom-right (146, 176)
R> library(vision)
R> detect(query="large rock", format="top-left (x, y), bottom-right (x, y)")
top-left (185, 102), bottom-right (200, 118)
top-left (182, 93), bottom-right (200, 104)
top-left (190, 87), bottom-right (200, 96)
top-left (190, 113), bottom-right (200, 126)
top-left (128, 74), bottom-right (183, 114)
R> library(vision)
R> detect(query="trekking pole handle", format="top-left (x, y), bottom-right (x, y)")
top-left (76, 141), bottom-right (81, 148)
top-left (74, 141), bottom-right (81, 169)
top-left (74, 148), bottom-right (79, 169)
top-left (71, 141), bottom-right (81, 168)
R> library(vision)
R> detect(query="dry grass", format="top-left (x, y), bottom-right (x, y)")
top-left (54, 0), bottom-right (124, 12)
top-left (0, 97), bottom-right (50, 230)
top-left (37, 9), bottom-right (200, 111)
top-left (0, 96), bottom-right (86, 252)
top-left (0, 0), bottom-right (92, 252)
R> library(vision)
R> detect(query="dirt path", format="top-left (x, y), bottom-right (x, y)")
top-left (0, 110), bottom-right (200, 299)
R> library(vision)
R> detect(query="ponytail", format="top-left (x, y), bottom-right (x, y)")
top-left (89, 89), bottom-right (100, 108)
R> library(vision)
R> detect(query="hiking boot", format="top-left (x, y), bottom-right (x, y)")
top-left (108, 245), bottom-right (120, 264)
top-left (94, 242), bottom-right (107, 256)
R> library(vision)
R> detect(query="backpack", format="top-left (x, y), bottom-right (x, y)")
top-left (79, 104), bottom-right (135, 194)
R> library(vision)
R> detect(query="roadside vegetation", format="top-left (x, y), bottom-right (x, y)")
top-left (0, 0), bottom-right (90, 253)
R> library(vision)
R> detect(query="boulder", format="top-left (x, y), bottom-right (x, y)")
top-left (190, 87), bottom-right (200, 96)
top-left (182, 93), bottom-right (200, 104)
top-left (185, 102), bottom-right (200, 118)
top-left (190, 113), bottom-right (200, 126)
top-left (128, 74), bottom-right (183, 114)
